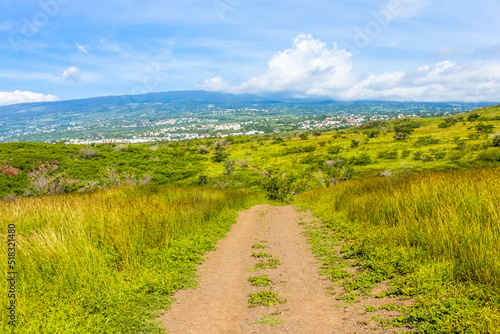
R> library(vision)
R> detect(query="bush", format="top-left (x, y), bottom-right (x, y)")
top-left (224, 159), bottom-right (236, 175)
top-left (478, 150), bottom-right (500, 162)
top-left (377, 150), bottom-right (399, 159)
top-left (467, 112), bottom-right (480, 121)
top-left (491, 132), bottom-right (500, 147)
top-left (413, 150), bottom-right (423, 161)
top-left (80, 147), bottom-right (100, 159)
top-left (327, 145), bottom-right (342, 155)
top-left (438, 122), bottom-right (452, 128)
top-left (364, 130), bottom-right (380, 138)
top-left (475, 122), bottom-right (495, 134)
top-left (261, 172), bottom-right (306, 202)
top-left (415, 136), bottom-right (440, 147)
top-left (350, 139), bottom-right (361, 148)
top-left (348, 153), bottom-right (372, 166)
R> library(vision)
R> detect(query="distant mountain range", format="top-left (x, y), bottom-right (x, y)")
top-left (1, 90), bottom-right (495, 117)
top-left (0, 90), bottom-right (496, 143)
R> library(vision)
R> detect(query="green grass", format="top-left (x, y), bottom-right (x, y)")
top-left (251, 242), bottom-right (267, 249)
top-left (0, 186), bottom-right (259, 333)
top-left (248, 291), bottom-right (287, 307)
top-left (252, 252), bottom-right (273, 258)
top-left (248, 275), bottom-right (272, 287)
top-left (248, 258), bottom-right (282, 271)
top-left (297, 168), bottom-right (500, 332)
top-left (253, 315), bottom-right (286, 326)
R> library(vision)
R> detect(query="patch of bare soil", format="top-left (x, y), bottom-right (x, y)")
top-left (160, 205), bottom-right (409, 333)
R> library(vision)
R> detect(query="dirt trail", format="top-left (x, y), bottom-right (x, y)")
top-left (160, 205), bottom-right (402, 333)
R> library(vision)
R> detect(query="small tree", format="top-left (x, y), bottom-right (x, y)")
top-left (224, 159), bottom-right (236, 175)
top-left (475, 122), bottom-right (494, 134)
top-left (311, 130), bottom-right (322, 138)
top-left (491, 132), bottom-right (500, 147)
top-left (393, 123), bottom-right (416, 140)
top-left (212, 140), bottom-right (230, 162)
top-left (80, 147), bottom-right (100, 159)
top-left (299, 132), bottom-right (309, 140)
top-left (261, 172), bottom-right (306, 202)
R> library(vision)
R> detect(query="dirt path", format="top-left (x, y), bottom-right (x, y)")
top-left (160, 205), bottom-right (403, 333)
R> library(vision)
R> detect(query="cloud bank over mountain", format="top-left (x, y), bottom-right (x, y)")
top-left (0, 90), bottom-right (58, 106)
top-left (201, 34), bottom-right (500, 102)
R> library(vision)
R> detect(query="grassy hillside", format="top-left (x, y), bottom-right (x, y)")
top-left (0, 186), bottom-right (259, 333)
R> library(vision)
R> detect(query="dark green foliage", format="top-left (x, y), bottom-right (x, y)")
top-left (467, 112), bottom-right (480, 121)
top-left (415, 136), bottom-right (440, 147)
top-left (212, 143), bottom-right (229, 162)
top-left (348, 153), bottom-right (372, 166)
top-left (299, 132), bottom-right (309, 140)
top-left (350, 139), bottom-right (361, 148)
top-left (363, 130), bottom-right (381, 138)
top-left (478, 150), bottom-right (500, 162)
top-left (261, 172), bottom-right (306, 202)
top-left (280, 145), bottom-right (316, 156)
top-left (438, 122), bottom-right (452, 128)
top-left (413, 151), bottom-right (423, 161)
top-left (393, 120), bottom-right (420, 140)
top-left (311, 130), bottom-right (322, 137)
top-left (377, 150), bottom-right (399, 160)
top-left (357, 120), bottom-right (386, 130)
top-left (492, 134), bottom-right (500, 147)
top-left (475, 122), bottom-right (495, 134)
top-left (0, 142), bottom-right (204, 197)
top-left (327, 145), bottom-right (342, 155)
top-left (468, 133), bottom-right (480, 140)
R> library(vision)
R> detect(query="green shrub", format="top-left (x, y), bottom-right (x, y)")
top-left (348, 153), bottom-right (372, 166)
top-left (377, 150), bottom-right (399, 160)
top-left (327, 145), bottom-right (342, 155)
top-left (438, 122), bottom-right (452, 128)
top-left (261, 172), bottom-right (306, 202)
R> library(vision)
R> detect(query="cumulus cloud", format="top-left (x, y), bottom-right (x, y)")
top-left (62, 66), bottom-right (81, 81)
top-left (197, 76), bottom-right (231, 92)
top-left (231, 34), bottom-right (355, 96)
top-left (203, 34), bottom-right (500, 102)
top-left (76, 43), bottom-right (88, 53)
top-left (0, 90), bottom-right (58, 106)
top-left (343, 60), bottom-right (500, 102)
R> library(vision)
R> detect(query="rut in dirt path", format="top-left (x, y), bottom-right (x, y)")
top-left (159, 205), bottom-right (398, 333)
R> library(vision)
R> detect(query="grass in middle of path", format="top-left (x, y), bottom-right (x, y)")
top-left (248, 258), bottom-right (282, 271)
top-left (248, 291), bottom-right (287, 307)
top-left (248, 275), bottom-right (272, 287)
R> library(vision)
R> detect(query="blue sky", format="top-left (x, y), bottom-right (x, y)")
top-left (1, 0), bottom-right (499, 105)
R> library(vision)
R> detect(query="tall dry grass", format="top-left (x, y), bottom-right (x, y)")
top-left (0, 185), bottom-right (258, 333)
top-left (299, 168), bottom-right (500, 286)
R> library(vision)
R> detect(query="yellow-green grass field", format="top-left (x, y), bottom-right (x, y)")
top-left (297, 168), bottom-right (500, 332)
top-left (0, 186), bottom-right (259, 333)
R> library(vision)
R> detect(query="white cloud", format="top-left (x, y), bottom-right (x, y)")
top-left (231, 34), bottom-right (355, 95)
top-left (204, 34), bottom-right (500, 102)
top-left (0, 90), bottom-right (58, 106)
top-left (197, 76), bottom-right (231, 92)
top-left (344, 60), bottom-right (500, 102)
top-left (76, 43), bottom-right (88, 53)
top-left (62, 66), bottom-right (81, 81)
